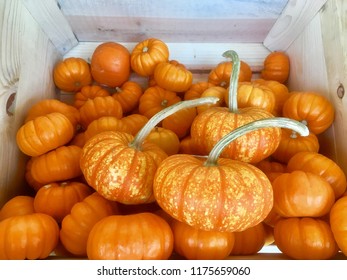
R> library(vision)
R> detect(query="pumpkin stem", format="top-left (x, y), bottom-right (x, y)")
top-left (223, 50), bottom-right (240, 112)
top-left (130, 97), bottom-right (220, 150)
top-left (204, 117), bottom-right (309, 166)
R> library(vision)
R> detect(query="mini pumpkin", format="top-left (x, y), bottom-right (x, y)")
top-left (53, 57), bottom-right (92, 92)
top-left (261, 51), bottom-right (290, 84)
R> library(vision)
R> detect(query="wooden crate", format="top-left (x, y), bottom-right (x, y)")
top-left (0, 0), bottom-right (346, 259)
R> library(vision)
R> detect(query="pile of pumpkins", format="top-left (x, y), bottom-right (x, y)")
top-left (0, 38), bottom-right (346, 260)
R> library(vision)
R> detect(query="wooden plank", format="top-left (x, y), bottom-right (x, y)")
top-left (21, 0), bottom-right (78, 54)
top-left (319, 0), bottom-right (347, 174)
top-left (264, 0), bottom-right (328, 51)
top-left (0, 0), bottom-right (62, 207)
top-left (57, 0), bottom-right (287, 43)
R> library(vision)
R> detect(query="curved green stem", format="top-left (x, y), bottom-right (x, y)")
top-left (130, 97), bottom-right (220, 150)
top-left (223, 50), bottom-right (240, 112)
top-left (204, 117), bottom-right (310, 166)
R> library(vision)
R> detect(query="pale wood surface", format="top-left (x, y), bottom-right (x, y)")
top-left (0, 0), bottom-right (63, 207)
top-left (57, 0), bottom-right (288, 43)
top-left (264, 0), bottom-right (328, 51)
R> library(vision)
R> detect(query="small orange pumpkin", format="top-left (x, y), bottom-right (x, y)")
top-left (130, 38), bottom-right (170, 77)
top-left (112, 81), bottom-right (143, 114)
top-left (145, 127), bottom-right (180, 156)
top-left (153, 60), bottom-right (193, 92)
top-left (0, 196), bottom-right (35, 221)
top-left (33, 181), bottom-right (93, 223)
top-left (73, 85), bottom-right (110, 109)
top-left (90, 42), bottom-right (131, 87)
top-left (16, 112), bottom-right (75, 157)
top-left (0, 213), bottom-right (60, 260)
top-left (261, 51), bottom-right (290, 84)
top-left (53, 57), bottom-right (92, 92)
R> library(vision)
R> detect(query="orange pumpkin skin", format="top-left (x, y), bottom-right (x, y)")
top-left (253, 79), bottom-right (290, 116)
top-left (272, 171), bottom-right (335, 218)
top-left (229, 222), bottom-right (266, 256)
top-left (153, 60), bottom-right (193, 92)
top-left (86, 212), bottom-right (174, 260)
top-left (24, 99), bottom-right (80, 128)
top-left (60, 192), bottom-right (120, 257)
top-left (287, 151), bottom-right (347, 199)
top-left (80, 131), bottom-right (168, 204)
top-left (197, 86), bottom-right (226, 114)
top-left (79, 96), bottom-right (123, 129)
top-left (33, 181), bottom-right (93, 223)
top-left (16, 112), bottom-right (75, 157)
top-left (138, 86), bottom-right (181, 119)
top-left (154, 155), bottom-right (273, 232)
top-left (282, 91), bottom-right (335, 135)
top-left (90, 42), bottom-right (130, 87)
top-left (162, 106), bottom-right (197, 139)
top-left (73, 85), bottom-right (110, 109)
top-left (146, 127), bottom-right (180, 156)
top-left (53, 57), bottom-right (92, 92)
top-left (0, 196), bottom-right (35, 221)
top-left (190, 107), bottom-right (281, 163)
top-left (274, 217), bottom-right (338, 260)
top-left (112, 81), bottom-right (143, 114)
top-left (121, 114), bottom-right (149, 135)
top-left (261, 51), bottom-right (290, 84)
top-left (271, 128), bottom-right (320, 164)
top-left (208, 61), bottom-right (252, 88)
top-left (130, 38), bottom-right (169, 77)
top-left (172, 219), bottom-right (235, 260)
top-left (235, 82), bottom-right (276, 113)
top-left (184, 81), bottom-right (215, 100)
top-left (84, 116), bottom-right (132, 142)
top-left (30, 145), bottom-right (83, 185)
top-left (0, 213), bottom-right (60, 260)
top-left (330, 196), bottom-right (347, 256)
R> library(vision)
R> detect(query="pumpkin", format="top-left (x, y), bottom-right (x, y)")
top-left (146, 127), bottom-right (180, 156)
top-left (154, 118), bottom-right (309, 232)
top-left (29, 145), bottom-right (83, 185)
top-left (16, 112), bottom-right (75, 157)
top-left (24, 98), bottom-right (80, 128)
top-left (0, 195), bottom-right (35, 221)
top-left (90, 41), bottom-right (131, 87)
top-left (0, 213), bottom-right (59, 260)
top-left (208, 60), bottom-right (252, 88)
top-left (162, 106), bottom-right (197, 139)
top-left (287, 151), bottom-right (347, 199)
top-left (121, 114), bottom-right (149, 135)
top-left (272, 171), bottom-right (335, 218)
top-left (271, 128), bottom-right (320, 163)
top-left (33, 181), bottom-right (93, 223)
top-left (112, 81), bottom-right (143, 114)
top-left (130, 38), bottom-right (169, 77)
top-left (53, 57), bottom-right (92, 92)
top-left (84, 116), bottom-right (132, 142)
top-left (191, 50), bottom-right (282, 163)
top-left (253, 79), bottom-right (290, 116)
top-left (80, 97), bottom-right (218, 204)
top-left (229, 222), bottom-right (266, 256)
top-left (69, 132), bottom-right (86, 148)
top-left (60, 192), bottom-right (120, 257)
top-left (25, 158), bottom-right (45, 191)
top-left (234, 81), bottom-right (276, 113)
top-left (178, 135), bottom-right (203, 155)
top-left (196, 86), bottom-right (226, 114)
top-left (86, 212), bottom-right (174, 260)
top-left (274, 217), bottom-right (338, 260)
top-left (138, 85), bottom-right (181, 119)
top-left (171, 219), bottom-right (235, 260)
top-left (79, 96), bottom-right (123, 129)
top-left (73, 85), bottom-right (110, 109)
top-left (261, 51), bottom-right (290, 84)
top-left (184, 81), bottom-right (215, 100)
top-left (153, 60), bottom-right (193, 92)
top-left (330, 196), bottom-right (347, 256)
top-left (282, 91), bottom-right (335, 134)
